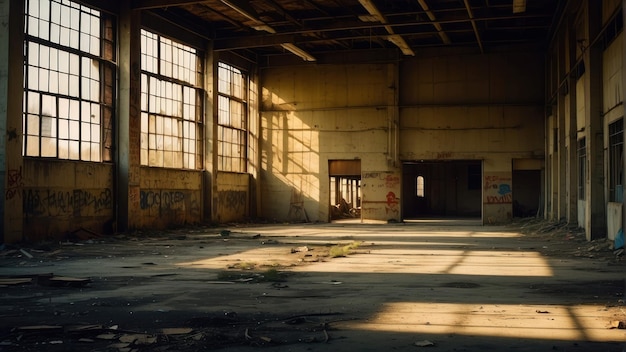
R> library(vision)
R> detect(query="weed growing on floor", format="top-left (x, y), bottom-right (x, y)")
top-left (328, 241), bottom-right (362, 258)
top-left (216, 268), bottom-right (288, 283)
top-left (227, 261), bottom-right (257, 270)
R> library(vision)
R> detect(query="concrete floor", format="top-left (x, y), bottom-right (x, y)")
top-left (1, 219), bottom-right (625, 351)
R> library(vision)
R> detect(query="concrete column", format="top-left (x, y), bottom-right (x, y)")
top-left (117, 4), bottom-right (141, 231)
top-left (566, 21), bottom-right (579, 225)
top-left (387, 62), bottom-right (399, 168)
top-left (249, 66), bottom-right (261, 220)
top-left (566, 75), bottom-right (578, 225)
top-left (546, 115), bottom-right (560, 220)
top-left (583, 1), bottom-right (605, 240)
top-left (557, 79), bottom-right (567, 221)
top-left (204, 46), bottom-right (215, 222)
top-left (622, 0), bottom-right (626, 231)
top-left (0, 0), bottom-right (24, 243)
top-left (544, 112), bottom-right (551, 220)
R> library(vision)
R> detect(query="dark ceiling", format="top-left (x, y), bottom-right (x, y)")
top-left (132, 0), bottom-right (564, 62)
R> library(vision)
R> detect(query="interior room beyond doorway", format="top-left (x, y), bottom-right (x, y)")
top-left (402, 161), bottom-right (482, 220)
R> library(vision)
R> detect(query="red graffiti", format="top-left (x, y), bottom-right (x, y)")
top-left (386, 191), bottom-right (399, 214)
top-left (486, 194), bottom-right (513, 204)
top-left (5, 167), bottom-right (23, 200)
top-left (384, 175), bottom-right (400, 188)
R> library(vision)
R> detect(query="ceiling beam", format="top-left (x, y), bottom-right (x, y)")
top-left (463, 0), bottom-right (484, 53)
top-left (214, 33), bottom-right (298, 50)
top-left (416, 0), bottom-right (451, 44)
top-left (358, 0), bottom-right (414, 55)
top-left (217, 0), bottom-right (316, 61)
top-left (132, 0), bottom-right (208, 10)
top-left (215, 26), bottom-right (490, 51)
top-left (512, 0), bottom-right (527, 14)
top-left (213, 14), bottom-right (552, 50)
top-left (262, 0), bottom-right (301, 26)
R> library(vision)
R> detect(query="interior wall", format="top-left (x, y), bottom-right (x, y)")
top-left (215, 171), bottom-right (249, 223)
top-left (603, 30), bottom-right (623, 240)
top-left (22, 159), bottom-right (115, 241)
top-left (259, 47), bottom-right (546, 224)
top-left (399, 48), bottom-right (546, 223)
top-left (545, 0), bottom-right (625, 238)
top-left (260, 63), bottom-right (396, 223)
top-left (138, 168), bottom-right (202, 228)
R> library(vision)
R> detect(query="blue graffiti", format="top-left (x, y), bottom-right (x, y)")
top-left (498, 184), bottom-right (512, 195)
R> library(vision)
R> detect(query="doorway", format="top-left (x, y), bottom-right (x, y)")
top-left (402, 161), bottom-right (482, 219)
top-left (329, 160), bottom-right (361, 221)
top-left (512, 159), bottom-right (543, 217)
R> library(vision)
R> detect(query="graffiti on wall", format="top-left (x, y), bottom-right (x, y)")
top-left (385, 191), bottom-right (399, 214)
top-left (23, 188), bottom-right (113, 217)
top-left (363, 172), bottom-right (400, 189)
top-left (218, 190), bottom-right (247, 213)
top-left (484, 174), bottom-right (512, 204)
top-left (361, 171), bottom-right (401, 219)
top-left (6, 167), bottom-right (23, 200)
top-left (139, 189), bottom-right (201, 221)
top-left (140, 190), bottom-right (185, 210)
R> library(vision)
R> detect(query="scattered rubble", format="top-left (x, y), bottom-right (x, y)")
top-left (1, 218), bottom-right (625, 351)
top-left (0, 312), bottom-right (341, 351)
top-left (0, 273), bottom-right (91, 288)
top-left (414, 339), bottom-right (435, 347)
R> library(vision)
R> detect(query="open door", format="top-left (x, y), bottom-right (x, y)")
top-left (329, 160), bottom-right (361, 221)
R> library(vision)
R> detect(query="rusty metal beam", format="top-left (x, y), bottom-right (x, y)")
top-left (218, 0), bottom-right (316, 61)
top-left (358, 0), bottom-right (414, 55)
top-left (132, 0), bottom-right (207, 10)
top-left (463, 0), bottom-right (484, 53)
top-left (416, 0), bottom-right (451, 44)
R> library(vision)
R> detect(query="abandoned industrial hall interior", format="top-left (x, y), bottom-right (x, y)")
top-left (2, 0), bottom-right (626, 351)
top-left (0, 0), bottom-right (623, 242)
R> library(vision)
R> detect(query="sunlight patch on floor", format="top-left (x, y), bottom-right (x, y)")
top-left (346, 302), bottom-right (623, 342)
top-left (290, 248), bottom-right (553, 276)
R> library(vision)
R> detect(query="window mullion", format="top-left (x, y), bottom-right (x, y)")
top-left (38, 93), bottom-right (43, 156)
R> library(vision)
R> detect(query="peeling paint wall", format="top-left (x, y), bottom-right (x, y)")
top-left (22, 159), bottom-right (115, 241)
top-left (138, 168), bottom-right (202, 228)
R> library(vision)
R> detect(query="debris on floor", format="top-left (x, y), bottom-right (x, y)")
top-left (0, 273), bottom-right (91, 287)
top-left (1, 312), bottom-right (340, 351)
top-left (414, 339), bottom-right (435, 347)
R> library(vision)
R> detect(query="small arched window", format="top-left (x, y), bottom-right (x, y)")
top-left (416, 176), bottom-right (425, 197)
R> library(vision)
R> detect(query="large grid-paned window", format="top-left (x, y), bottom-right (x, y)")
top-left (609, 118), bottom-right (624, 202)
top-left (23, 0), bottom-right (115, 161)
top-left (577, 138), bottom-right (586, 200)
top-left (140, 29), bottom-right (202, 169)
top-left (217, 62), bottom-right (247, 172)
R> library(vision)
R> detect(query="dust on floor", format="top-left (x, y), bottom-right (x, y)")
top-left (1, 218), bottom-right (625, 351)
